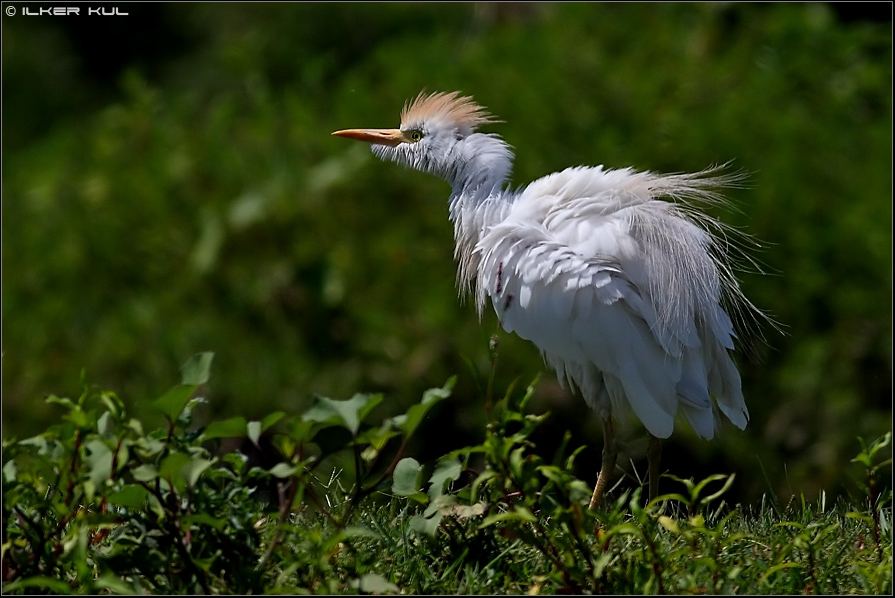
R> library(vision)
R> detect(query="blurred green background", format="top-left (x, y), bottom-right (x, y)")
top-left (2, 2), bottom-right (891, 504)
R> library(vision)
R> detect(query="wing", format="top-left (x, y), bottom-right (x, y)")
top-left (475, 166), bottom-right (749, 439)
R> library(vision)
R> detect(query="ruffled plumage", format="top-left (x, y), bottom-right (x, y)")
top-left (334, 91), bottom-right (772, 505)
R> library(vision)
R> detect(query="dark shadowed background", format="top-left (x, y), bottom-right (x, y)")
top-left (2, 2), bottom-right (891, 504)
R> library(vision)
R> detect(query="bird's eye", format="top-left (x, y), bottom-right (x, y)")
top-left (408, 130), bottom-right (423, 142)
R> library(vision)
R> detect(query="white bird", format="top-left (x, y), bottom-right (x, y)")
top-left (333, 91), bottom-right (766, 508)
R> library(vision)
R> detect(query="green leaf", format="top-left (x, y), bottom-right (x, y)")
top-left (3, 459), bottom-right (17, 483)
top-left (515, 375), bottom-right (540, 411)
top-left (537, 464), bottom-right (564, 485)
top-left (428, 456), bottom-right (462, 501)
top-left (303, 393), bottom-right (383, 436)
top-left (83, 439), bottom-right (113, 488)
top-left (203, 416), bottom-right (249, 441)
top-left (181, 352), bottom-right (214, 385)
top-left (152, 384), bottom-right (197, 422)
top-left (182, 512), bottom-right (227, 531)
top-left (64, 405), bottom-right (90, 428)
top-left (94, 574), bottom-right (140, 594)
top-left (605, 522), bottom-right (646, 540)
top-left (272, 435), bottom-right (297, 460)
top-left (356, 420), bottom-right (400, 453)
top-left (845, 512), bottom-right (874, 525)
top-left (409, 511), bottom-right (443, 537)
top-left (96, 411), bottom-right (114, 436)
top-left (357, 573), bottom-right (399, 594)
top-left (132, 464), bottom-right (158, 482)
top-left (509, 445), bottom-right (527, 479)
top-left (658, 515), bottom-right (681, 534)
top-left (339, 525), bottom-right (381, 540)
top-left (247, 420), bottom-right (262, 446)
top-left (99, 390), bottom-right (125, 421)
top-left (107, 484), bottom-right (151, 509)
top-left (45, 394), bottom-right (75, 410)
top-left (392, 457), bottom-right (427, 502)
top-left (360, 445), bottom-right (379, 463)
top-left (127, 418), bottom-right (144, 437)
top-left (269, 462), bottom-right (298, 478)
top-left (179, 396), bottom-right (207, 423)
top-left (699, 473), bottom-right (736, 505)
top-left (191, 550), bottom-right (223, 573)
top-left (480, 505), bottom-right (537, 528)
top-left (471, 469), bottom-right (498, 502)
top-left (181, 457), bottom-right (215, 487)
top-left (285, 418), bottom-right (316, 444)
top-left (760, 561), bottom-right (802, 584)
top-left (851, 453), bottom-right (872, 467)
top-left (391, 379), bottom-right (453, 437)
top-left (261, 411), bottom-right (286, 432)
top-left (652, 492), bottom-right (691, 507)
top-left (159, 451), bottom-right (192, 483)
top-left (425, 493), bottom-right (456, 516)
top-left (2, 576), bottom-right (74, 594)
top-left (693, 473), bottom-right (730, 501)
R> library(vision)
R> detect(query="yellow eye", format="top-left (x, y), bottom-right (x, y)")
top-left (408, 130), bottom-right (423, 142)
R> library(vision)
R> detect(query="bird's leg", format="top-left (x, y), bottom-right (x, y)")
top-left (647, 433), bottom-right (663, 503)
top-left (589, 416), bottom-right (617, 509)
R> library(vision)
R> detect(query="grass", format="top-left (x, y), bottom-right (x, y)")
top-left (2, 352), bottom-right (891, 594)
top-left (347, 491), bottom-right (890, 594)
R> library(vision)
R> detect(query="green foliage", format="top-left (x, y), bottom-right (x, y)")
top-left (384, 377), bottom-right (892, 594)
top-left (2, 357), bottom-right (891, 593)
top-left (1, 353), bottom-right (450, 593)
top-left (2, 1), bottom-right (892, 506)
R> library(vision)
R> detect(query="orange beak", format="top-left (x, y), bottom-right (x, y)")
top-left (331, 128), bottom-right (407, 147)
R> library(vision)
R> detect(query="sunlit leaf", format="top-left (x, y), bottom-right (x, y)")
top-left (260, 411), bottom-right (286, 432)
top-left (303, 393), bottom-right (383, 436)
top-left (203, 416), bottom-right (249, 441)
top-left (182, 457), bottom-right (215, 487)
top-left (480, 505), bottom-right (536, 528)
top-left (94, 574), bottom-right (141, 594)
top-left (159, 452), bottom-right (191, 483)
top-left (107, 484), bottom-right (151, 509)
top-left (339, 526), bottom-right (381, 540)
top-left (357, 573), bottom-right (399, 594)
top-left (269, 462), bottom-right (298, 478)
top-left (83, 439), bottom-right (113, 488)
top-left (182, 512), bottom-right (227, 531)
top-left (427, 456), bottom-right (462, 501)
top-left (391, 378), bottom-right (453, 437)
top-left (180, 352), bottom-right (214, 385)
top-left (699, 474), bottom-right (736, 505)
top-left (3, 460), bottom-right (17, 483)
top-left (152, 384), bottom-right (197, 422)
top-left (1, 576), bottom-right (74, 594)
top-left (247, 420), bottom-right (262, 446)
top-left (409, 511), bottom-right (443, 537)
top-left (132, 464), bottom-right (158, 482)
top-left (392, 457), bottom-right (427, 502)
top-left (658, 515), bottom-right (680, 534)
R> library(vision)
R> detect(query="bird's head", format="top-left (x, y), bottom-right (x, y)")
top-left (333, 91), bottom-right (513, 195)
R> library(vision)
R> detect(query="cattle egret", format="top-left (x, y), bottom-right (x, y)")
top-left (333, 91), bottom-right (767, 508)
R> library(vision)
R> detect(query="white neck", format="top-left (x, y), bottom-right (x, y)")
top-left (373, 131), bottom-right (516, 302)
top-left (431, 134), bottom-right (513, 303)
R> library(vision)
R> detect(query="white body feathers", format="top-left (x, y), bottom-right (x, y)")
top-left (471, 165), bottom-right (748, 440)
top-left (339, 91), bottom-right (755, 443)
